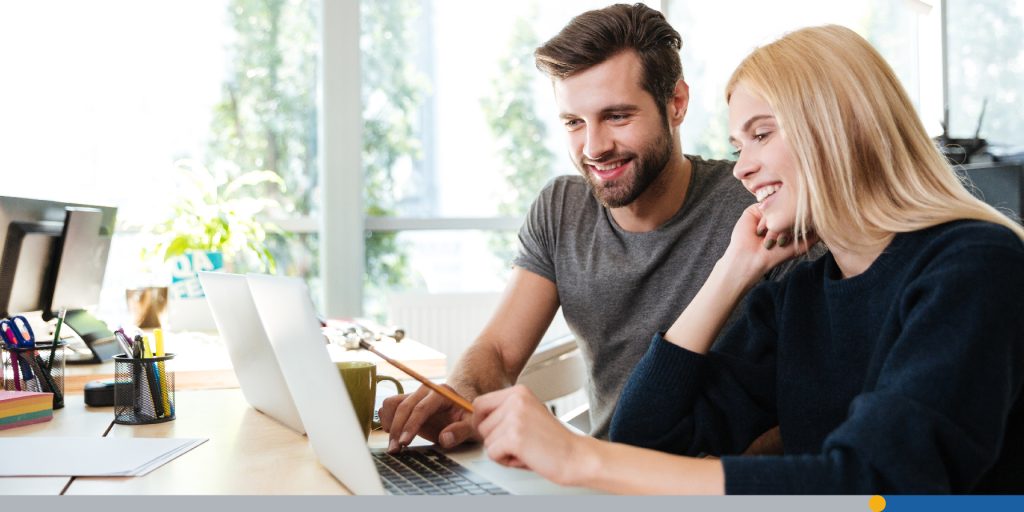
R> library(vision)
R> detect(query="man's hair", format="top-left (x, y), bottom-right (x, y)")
top-left (726, 25), bottom-right (1024, 247)
top-left (534, 3), bottom-right (683, 114)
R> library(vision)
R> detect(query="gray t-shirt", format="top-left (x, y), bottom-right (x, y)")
top-left (513, 155), bottom-right (753, 438)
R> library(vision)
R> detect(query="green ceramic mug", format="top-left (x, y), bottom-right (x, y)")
top-left (337, 361), bottom-right (404, 439)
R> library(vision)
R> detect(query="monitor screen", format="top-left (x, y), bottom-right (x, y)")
top-left (0, 220), bottom-right (62, 315)
top-left (0, 196), bottom-right (117, 319)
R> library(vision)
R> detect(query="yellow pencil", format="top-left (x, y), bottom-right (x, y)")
top-left (154, 329), bottom-right (172, 417)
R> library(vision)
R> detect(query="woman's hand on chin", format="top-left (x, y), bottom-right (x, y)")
top-left (723, 204), bottom-right (818, 282)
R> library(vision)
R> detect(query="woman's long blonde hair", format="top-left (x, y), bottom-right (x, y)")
top-left (725, 25), bottom-right (1024, 250)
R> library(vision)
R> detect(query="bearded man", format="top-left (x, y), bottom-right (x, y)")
top-left (380, 4), bottom-right (768, 451)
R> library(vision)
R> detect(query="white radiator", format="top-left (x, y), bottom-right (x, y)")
top-left (386, 292), bottom-right (503, 372)
top-left (385, 291), bottom-right (571, 371)
top-left (385, 291), bottom-right (584, 422)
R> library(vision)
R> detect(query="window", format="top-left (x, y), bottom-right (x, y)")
top-left (666, 0), bottom-right (944, 160)
top-left (945, 0), bottom-right (1024, 150)
top-left (0, 0), bottom-right (320, 318)
top-left (353, 0), bottom-right (945, 318)
top-left (5, 1), bottom-right (1014, 326)
top-left (358, 0), bottom-right (654, 317)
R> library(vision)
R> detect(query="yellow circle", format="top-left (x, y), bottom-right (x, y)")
top-left (868, 495), bottom-right (886, 512)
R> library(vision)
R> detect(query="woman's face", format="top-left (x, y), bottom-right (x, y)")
top-left (728, 83), bottom-right (800, 233)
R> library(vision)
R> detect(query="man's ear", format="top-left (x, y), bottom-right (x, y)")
top-left (669, 79), bottom-right (689, 127)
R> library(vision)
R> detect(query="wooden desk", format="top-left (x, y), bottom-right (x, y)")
top-left (64, 331), bottom-right (446, 393)
top-left (0, 394), bottom-right (115, 495)
top-left (3, 331), bottom-right (443, 495)
top-left (67, 389), bottom-right (352, 495)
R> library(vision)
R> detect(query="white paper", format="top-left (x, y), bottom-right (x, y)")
top-left (0, 437), bottom-right (207, 477)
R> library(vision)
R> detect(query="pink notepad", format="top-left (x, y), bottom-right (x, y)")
top-left (0, 390), bottom-right (54, 431)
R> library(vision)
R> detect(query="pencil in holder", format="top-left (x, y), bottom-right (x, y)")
top-left (113, 353), bottom-right (175, 425)
top-left (1, 341), bottom-right (66, 409)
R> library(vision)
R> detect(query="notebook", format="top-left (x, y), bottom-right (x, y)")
top-left (197, 271), bottom-right (304, 434)
top-left (245, 273), bottom-right (594, 495)
top-left (0, 390), bottom-right (53, 430)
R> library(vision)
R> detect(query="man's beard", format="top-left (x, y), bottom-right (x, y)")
top-left (577, 127), bottom-right (673, 208)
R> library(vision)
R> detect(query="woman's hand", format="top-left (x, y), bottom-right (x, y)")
top-left (723, 204), bottom-right (818, 283)
top-left (473, 385), bottom-right (591, 486)
top-left (662, 205), bottom-right (818, 353)
top-left (474, 386), bottom-right (727, 494)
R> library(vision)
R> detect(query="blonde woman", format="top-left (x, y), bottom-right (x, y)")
top-left (469, 25), bottom-right (1024, 494)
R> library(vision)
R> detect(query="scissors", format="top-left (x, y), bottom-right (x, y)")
top-left (1, 315), bottom-right (38, 389)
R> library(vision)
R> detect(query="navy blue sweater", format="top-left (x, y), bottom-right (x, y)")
top-left (609, 221), bottom-right (1024, 493)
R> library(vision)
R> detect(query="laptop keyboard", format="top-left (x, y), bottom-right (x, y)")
top-left (373, 449), bottom-right (510, 495)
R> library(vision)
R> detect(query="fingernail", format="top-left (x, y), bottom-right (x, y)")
top-left (756, 227), bottom-right (767, 237)
top-left (399, 431), bottom-right (413, 445)
top-left (778, 235), bottom-right (790, 247)
top-left (764, 238), bottom-right (776, 250)
top-left (440, 432), bottom-right (455, 447)
top-left (388, 438), bottom-right (399, 453)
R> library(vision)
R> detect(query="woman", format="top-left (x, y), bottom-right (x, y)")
top-left (470, 25), bottom-right (1024, 494)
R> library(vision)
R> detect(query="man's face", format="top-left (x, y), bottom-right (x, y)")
top-left (554, 51), bottom-right (674, 208)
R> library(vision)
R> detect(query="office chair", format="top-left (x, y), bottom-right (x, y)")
top-left (517, 333), bottom-right (590, 433)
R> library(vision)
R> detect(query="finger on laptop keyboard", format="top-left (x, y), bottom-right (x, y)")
top-left (398, 387), bottom-right (460, 446)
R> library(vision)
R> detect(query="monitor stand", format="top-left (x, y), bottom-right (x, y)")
top-left (61, 309), bottom-right (119, 364)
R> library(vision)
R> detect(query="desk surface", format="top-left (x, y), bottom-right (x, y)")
top-left (3, 332), bottom-right (444, 495)
top-left (67, 388), bottom-right (352, 495)
top-left (0, 394), bottom-right (115, 495)
top-left (64, 332), bottom-right (446, 393)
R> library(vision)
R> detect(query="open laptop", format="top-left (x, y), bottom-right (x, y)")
top-left (246, 273), bottom-right (594, 495)
top-left (197, 271), bottom-right (305, 434)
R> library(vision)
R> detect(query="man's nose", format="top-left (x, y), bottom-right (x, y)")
top-left (583, 125), bottom-right (613, 161)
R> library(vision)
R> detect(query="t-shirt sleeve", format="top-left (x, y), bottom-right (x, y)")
top-left (724, 242), bottom-right (1024, 494)
top-left (512, 180), bottom-right (558, 283)
top-left (609, 283), bottom-right (780, 456)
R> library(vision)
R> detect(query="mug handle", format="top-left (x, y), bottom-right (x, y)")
top-left (371, 375), bottom-right (405, 429)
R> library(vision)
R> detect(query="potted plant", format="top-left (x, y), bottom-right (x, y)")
top-left (144, 159), bottom-right (286, 308)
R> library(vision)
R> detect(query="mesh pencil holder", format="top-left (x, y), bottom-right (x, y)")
top-left (113, 353), bottom-right (176, 425)
top-left (1, 341), bottom-right (66, 409)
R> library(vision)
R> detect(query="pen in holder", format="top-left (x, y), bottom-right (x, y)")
top-left (1, 341), bottom-right (66, 409)
top-left (113, 353), bottom-right (175, 425)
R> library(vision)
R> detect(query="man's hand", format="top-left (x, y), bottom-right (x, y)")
top-left (378, 385), bottom-right (480, 453)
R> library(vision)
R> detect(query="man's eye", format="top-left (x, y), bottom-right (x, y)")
top-left (564, 119), bottom-right (583, 129)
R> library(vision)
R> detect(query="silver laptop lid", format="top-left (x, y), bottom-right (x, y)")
top-left (198, 271), bottom-right (305, 434)
top-left (246, 273), bottom-right (385, 495)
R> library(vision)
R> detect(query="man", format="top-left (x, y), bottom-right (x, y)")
top-left (381, 3), bottom-right (777, 451)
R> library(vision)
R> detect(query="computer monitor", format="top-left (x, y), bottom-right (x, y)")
top-left (0, 196), bottom-right (118, 363)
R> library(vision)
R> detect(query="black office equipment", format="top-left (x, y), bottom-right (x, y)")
top-left (84, 379), bottom-right (116, 407)
top-left (0, 196), bottom-right (118, 363)
top-left (959, 163), bottom-right (1024, 223)
top-left (112, 353), bottom-right (175, 424)
top-left (935, 100), bottom-right (989, 166)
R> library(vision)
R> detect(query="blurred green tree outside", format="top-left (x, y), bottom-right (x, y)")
top-left (481, 6), bottom-right (557, 271)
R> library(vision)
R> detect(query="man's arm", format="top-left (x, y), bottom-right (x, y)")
top-left (379, 267), bottom-right (560, 451)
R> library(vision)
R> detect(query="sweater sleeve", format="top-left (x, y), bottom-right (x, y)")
top-left (724, 242), bottom-right (1024, 494)
top-left (609, 283), bottom-right (781, 456)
